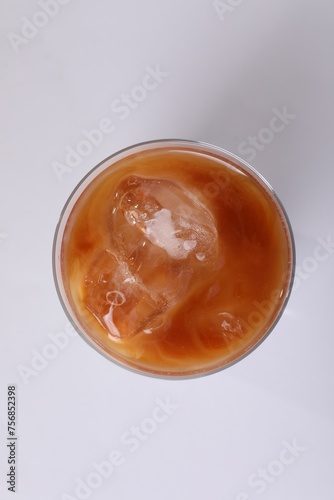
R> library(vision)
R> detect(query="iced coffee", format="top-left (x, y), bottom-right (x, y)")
top-left (54, 140), bottom-right (294, 377)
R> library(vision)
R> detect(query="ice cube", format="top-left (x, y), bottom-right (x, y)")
top-left (111, 175), bottom-right (219, 265)
top-left (84, 175), bottom-right (222, 340)
top-left (84, 250), bottom-right (167, 340)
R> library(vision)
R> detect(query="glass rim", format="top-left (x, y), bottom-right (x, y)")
top-left (52, 138), bottom-right (296, 379)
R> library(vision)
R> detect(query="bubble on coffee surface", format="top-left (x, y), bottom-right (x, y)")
top-left (219, 312), bottom-right (243, 334)
top-left (217, 312), bottom-right (245, 344)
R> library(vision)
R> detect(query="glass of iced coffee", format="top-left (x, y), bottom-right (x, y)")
top-left (53, 140), bottom-right (295, 377)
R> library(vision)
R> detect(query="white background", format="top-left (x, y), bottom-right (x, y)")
top-left (1, 1), bottom-right (334, 499)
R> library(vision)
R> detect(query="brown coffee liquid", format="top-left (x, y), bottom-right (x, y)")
top-left (61, 146), bottom-right (292, 376)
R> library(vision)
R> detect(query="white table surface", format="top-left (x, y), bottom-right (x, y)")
top-left (1, 1), bottom-right (334, 499)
